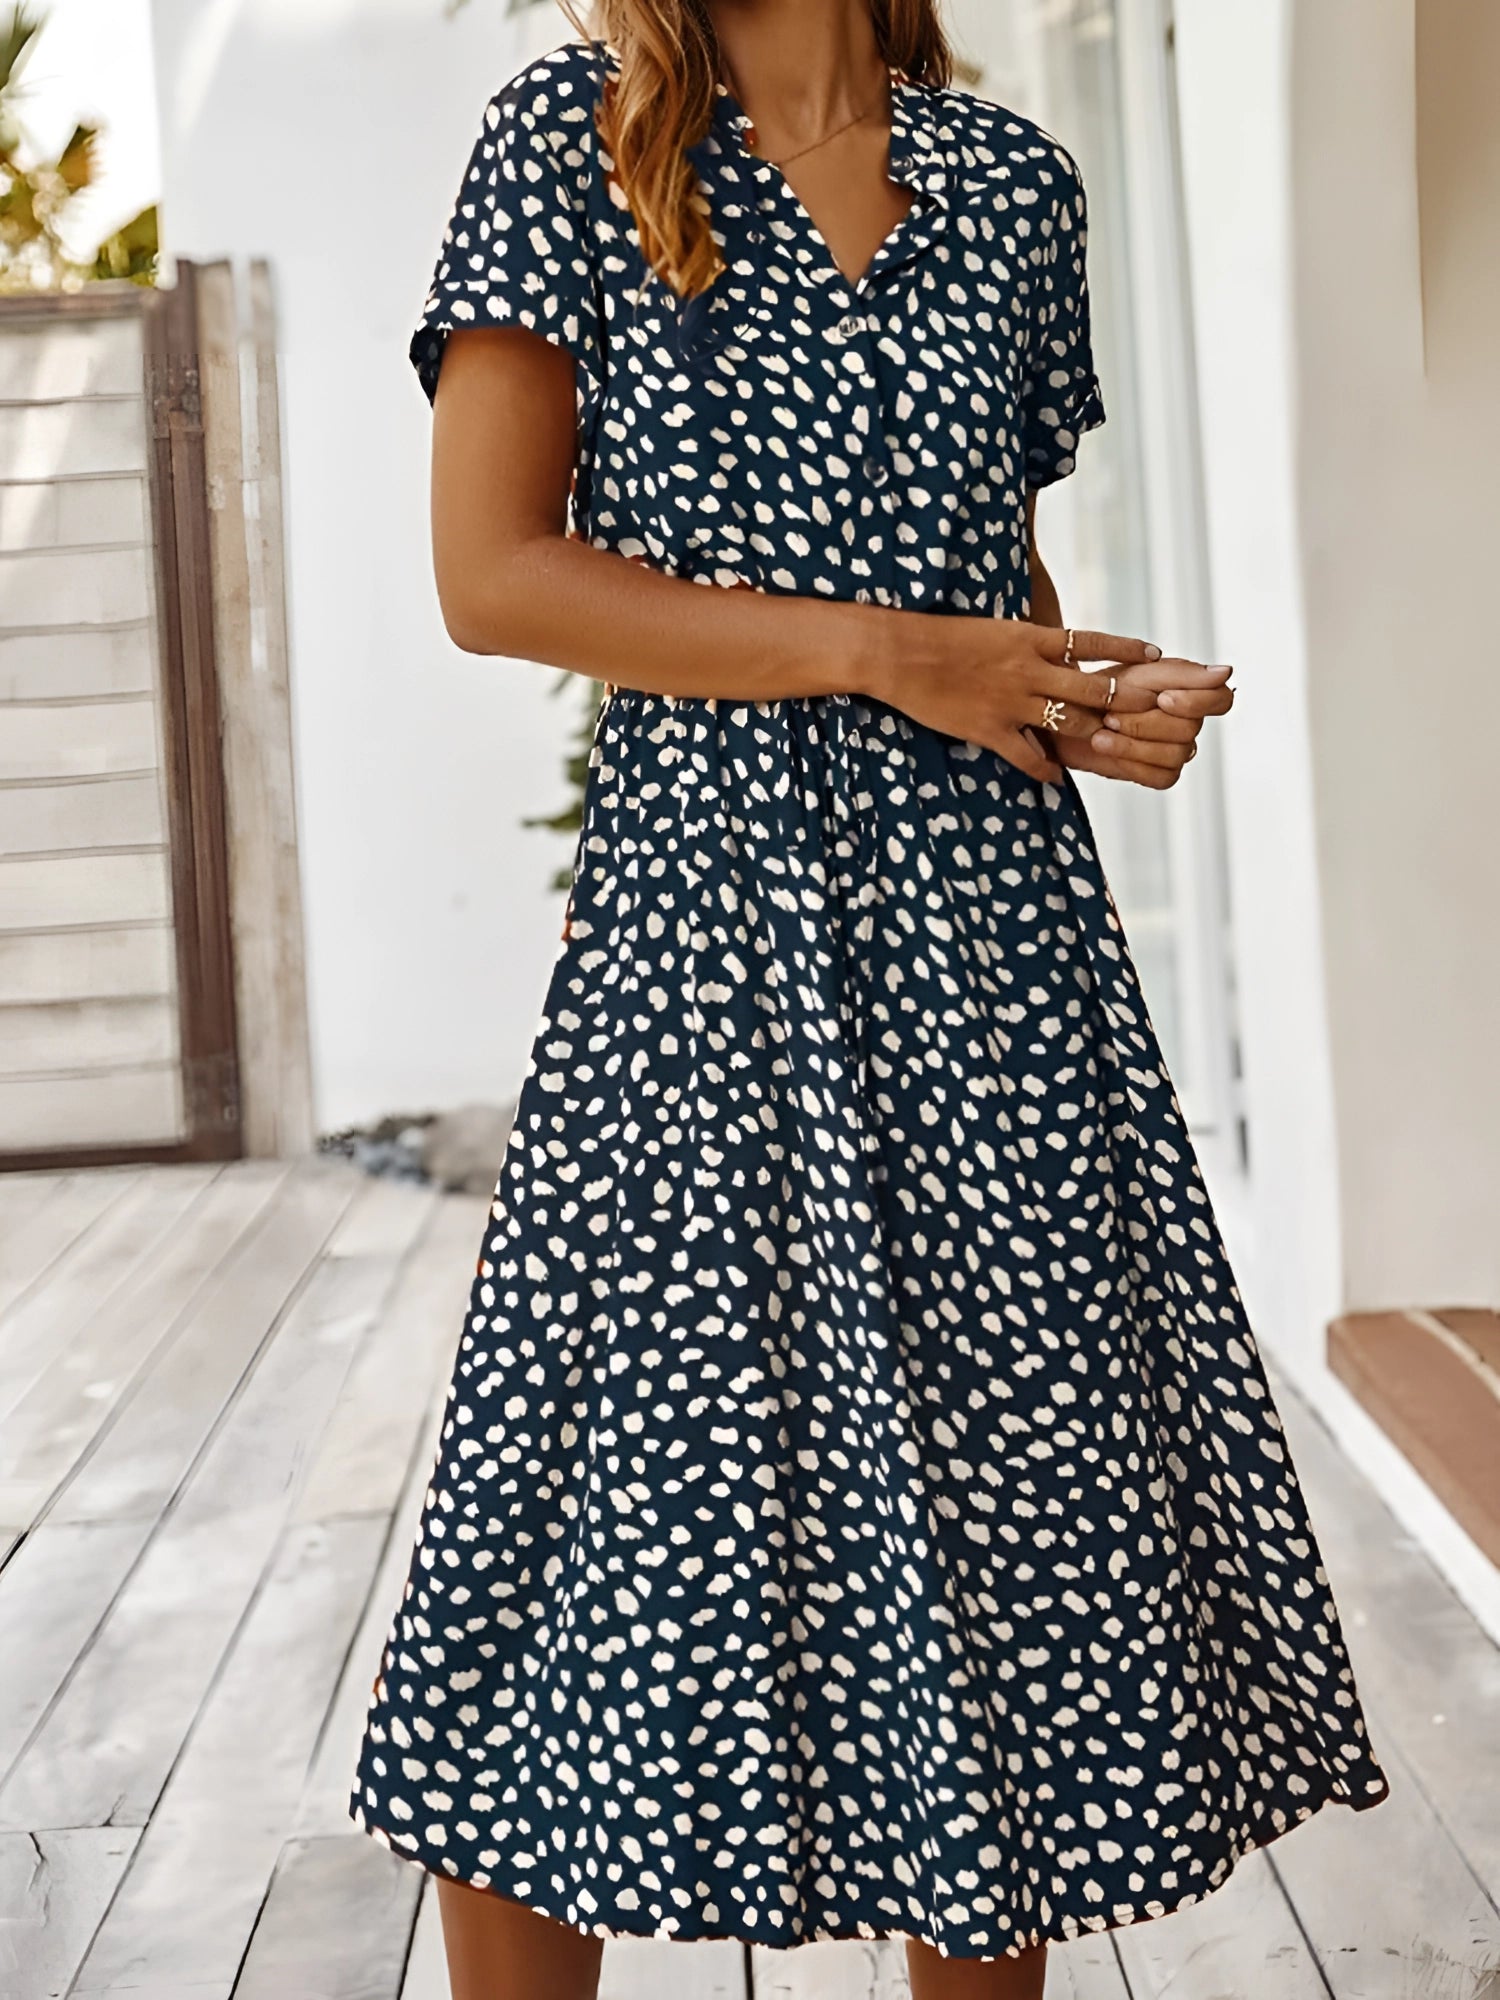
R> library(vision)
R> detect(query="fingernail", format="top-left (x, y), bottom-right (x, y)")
top-left (1092, 730), bottom-right (1113, 751)
top-left (1208, 664), bottom-right (1232, 678)
top-left (1145, 644), bottom-right (1163, 660)
top-left (1104, 713), bottom-right (1123, 730)
top-left (1159, 692), bottom-right (1177, 709)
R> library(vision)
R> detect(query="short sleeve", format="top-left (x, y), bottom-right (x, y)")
top-left (1021, 154), bottom-right (1107, 491)
top-left (410, 64), bottom-right (605, 410)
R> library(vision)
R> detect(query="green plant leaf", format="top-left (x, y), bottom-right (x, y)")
top-left (0, 6), bottom-right (40, 97)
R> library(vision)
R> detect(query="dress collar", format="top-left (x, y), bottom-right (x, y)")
top-left (711, 70), bottom-right (951, 213)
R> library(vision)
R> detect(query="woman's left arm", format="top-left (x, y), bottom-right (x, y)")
top-left (1028, 495), bottom-right (1234, 789)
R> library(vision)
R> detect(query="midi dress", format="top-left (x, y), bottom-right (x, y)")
top-left (349, 37), bottom-right (1390, 1959)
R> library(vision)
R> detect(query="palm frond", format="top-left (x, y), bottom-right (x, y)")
top-left (0, 5), bottom-right (39, 97)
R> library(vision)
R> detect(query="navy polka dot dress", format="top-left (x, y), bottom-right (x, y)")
top-left (350, 38), bottom-right (1389, 1959)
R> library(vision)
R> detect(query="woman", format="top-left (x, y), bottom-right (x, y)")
top-left (350, 2), bottom-right (1389, 1994)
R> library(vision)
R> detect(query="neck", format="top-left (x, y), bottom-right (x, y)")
top-left (706, 0), bottom-right (888, 146)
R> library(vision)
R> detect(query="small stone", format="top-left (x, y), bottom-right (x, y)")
top-left (421, 1101), bottom-right (517, 1195)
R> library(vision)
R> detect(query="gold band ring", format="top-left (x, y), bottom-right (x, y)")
top-left (1042, 698), bottom-right (1067, 733)
top-left (1105, 676), bottom-right (1117, 711)
top-left (1063, 628), bottom-right (1077, 668)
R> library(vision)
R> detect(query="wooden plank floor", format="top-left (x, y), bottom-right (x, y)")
top-left (0, 1160), bottom-right (1495, 2000)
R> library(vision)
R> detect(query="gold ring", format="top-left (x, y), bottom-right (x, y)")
top-left (1042, 698), bottom-right (1067, 733)
top-left (1105, 675), bottom-right (1117, 711)
top-left (1063, 628), bottom-right (1077, 668)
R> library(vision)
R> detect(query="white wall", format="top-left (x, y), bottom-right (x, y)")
top-left (1174, 0), bottom-right (1500, 1638)
top-left (1292, 0), bottom-right (1500, 1312)
top-left (149, 0), bottom-right (587, 1128)
top-left (1170, 0), bottom-right (1345, 1381)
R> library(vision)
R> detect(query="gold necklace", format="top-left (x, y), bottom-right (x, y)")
top-left (721, 64), bottom-right (890, 170)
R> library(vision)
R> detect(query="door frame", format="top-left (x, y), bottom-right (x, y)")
top-left (0, 276), bottom-right (242, 1170)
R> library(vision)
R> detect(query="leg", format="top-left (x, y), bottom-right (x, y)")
top-left (906, 1936), bottom-right (1049, 2000)
top-left (435, 1876), bottom-right (604, 2000)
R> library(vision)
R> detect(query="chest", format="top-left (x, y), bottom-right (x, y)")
top-left (774, 120), bottom-right (916, 291)
top-left (578, 120), bottom-right (1050, 609)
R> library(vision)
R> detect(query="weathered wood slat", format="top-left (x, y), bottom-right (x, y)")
top-left (198, 258), bottom-right (316, 1160)
top-left (603, 1939), bottom-right (748, 1999)
top-left (0, 473), bottom-right (147, 553)
top-left (291, 1192), bottom-right (485, 1526)
top-left (0, 1170), bottom-right (66, 1245)
top-left (1277, 1391), bottom-right (1500, 1906)
top-left (1270, 1738), bottom-right (1500, 1995)
top-left (235, 1835), bottom-right (422, 2000)
top-left (0, 397), bottom-right (147, 480)
top-left (0, 622), bottom-right (155, 703)
top-left (0, 547), bottom-right (154, 629)
top-left (0, 315), bottom-right (144, 400)
top-left (0, 848), bottom-right (169, 928)
top-left (44, 1160), bottom-right (357, 1528)
top-left (0, 924), bottom-right (174, 1008)
top-left (0, 773), bottom-right (165, 859)
top-left (0, 1162), bottom-right (218, 1446)
top-left (0, 697), bottom-right (158, 783)
top-left (0, 1164), bottom-right (274, 1529)
top-left (754, 1939), bottom-right (907, 1999)
top-left (0, 1066), bottom-right (183, 1151)
top-left (750, 1934), bottom-right (1129, 1999)
top-left (325, 1175), bottom-right (439, 1261)
top-left (0, 1169), bottom-right (139, 1326)
top-left (298, 1346), bottom-right (449, 1837)
top-left (0, 1518), bottom-right (155, 1775)
top-left (0, 1190), bottom-right (415, 1833)
top-left (0, 1826), bottom-right (141, 2000)
top-left (70, 1516), bottom-right (386, 1997)
top-left (0, 993), bottom-right (177, 1080)
top-left (398, 1879), bottom-right (449, 2000)
top-left (1046, 1935), bottom-right (1133, 1999)
top-left (1111, 1848), bottom-right (1325, 1998)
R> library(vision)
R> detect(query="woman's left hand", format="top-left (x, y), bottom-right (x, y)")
top-left (1054, 657), bottom-right (1234, 790)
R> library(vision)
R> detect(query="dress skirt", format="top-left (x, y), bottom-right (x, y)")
top-left (349, 685), bottom-right (1389, 1959)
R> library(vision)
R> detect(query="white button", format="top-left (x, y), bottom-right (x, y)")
top-left (837, 313), bottom-right (865, 339)
top-left (864, 456), bottom-right (890, 488)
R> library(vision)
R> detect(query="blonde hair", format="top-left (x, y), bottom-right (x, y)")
top-left (559, 0), bottom-right (952, 296)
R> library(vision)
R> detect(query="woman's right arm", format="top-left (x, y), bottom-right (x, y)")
top-left (430, 325), bottom-right (1169, 784)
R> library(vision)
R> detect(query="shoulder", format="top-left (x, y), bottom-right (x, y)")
top-left (481, 39), bottom-right (609, 158)
top-left (920, 81), bottom-right (1088, 215)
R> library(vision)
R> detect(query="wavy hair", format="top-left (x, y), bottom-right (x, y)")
top-left (558, 0), bottom-right (952, 297)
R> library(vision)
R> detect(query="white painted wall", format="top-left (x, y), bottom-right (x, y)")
top-left (1166, 0), bottom-right (1345, 1378)
top-left (1173, 0), bottom-right (1500, 1638)
top-left (1292, 0), bottom-right (1500, 1313)
top-left (148, 0), bottom-right (589, 1128)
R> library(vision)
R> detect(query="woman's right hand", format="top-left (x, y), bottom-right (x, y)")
top-left (873, 617), bottom-right (1169, 783)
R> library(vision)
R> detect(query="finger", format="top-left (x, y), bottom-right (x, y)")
top-left (1101, 708), bottom-right (1202, 745)
top-left (1088, 730), bottom-right (1193, 772)
top-left (1156, 684), bottom-right (1235, 718)
top-left (1115, 658), bottom-right (1235, 696)
top-left (1034, 627), bottom-right (1166, 669)
top-left (1001, 725), bottom-right (1063, 785)
top-left (1059, 741), bottom-right (1181, 790)
top-left (1029, 663), bottom-right (1160, 715)
top-left (1026, 693), bottom-right (1117, 742)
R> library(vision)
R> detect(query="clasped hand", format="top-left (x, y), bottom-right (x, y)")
top-left (892, 618), bottom-right (1234, 788)
top-left (1051, 650), bottom-right (1235, 791)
